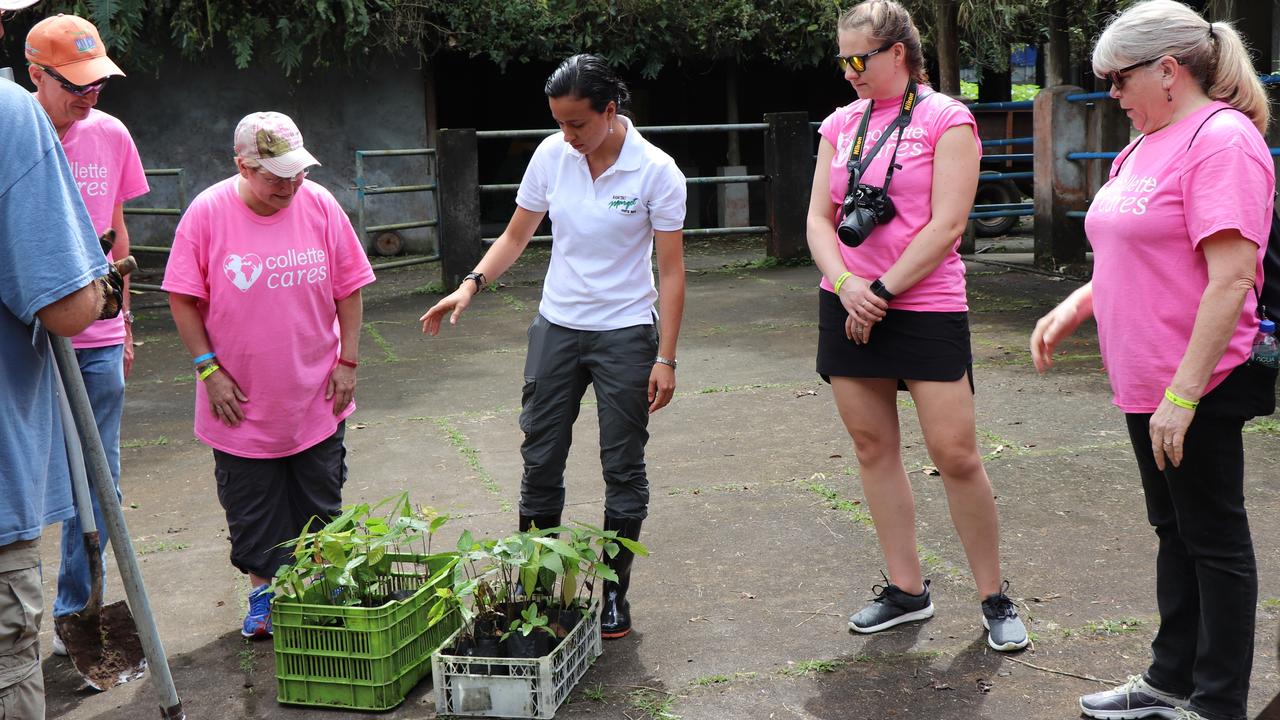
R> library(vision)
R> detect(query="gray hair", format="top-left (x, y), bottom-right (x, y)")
top-left (1092, 0), bottom-right (1269, 132)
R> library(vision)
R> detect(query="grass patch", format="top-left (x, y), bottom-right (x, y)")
top-left (434, 419), bottom-right (507, 510)
top-left (136, 540), bottom-right (191, 555)
top-left (691, 671), bottom-right (757, 687)
top-left (410, 281), bottom-right (445, 296)
top-left (779, 659), bottom-right (844, 676)
top-left (121, 436), bottom-right (168, 449)
top-left (1082, 617), bottom-right (1144, 636)
top-left (497, 290), bottom-right (527, 312)
top-left (695, 382), bottom-right (786, 395)
top-left (580, 683), bottom-right (606, 702)
top-left (1244, 418), bottom-right (1280, 436)
top-left (363, 322), bottom-right (399, 363)
top-left (1262, 598), bottom-right (1280, 611)
top-left (629, 689), bottom-right (680, 720)
top-left (806, 477), bottom-right (874, 528)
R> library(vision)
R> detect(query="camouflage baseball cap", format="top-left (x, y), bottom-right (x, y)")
top-left (233, 111), bottom-right (320, 178)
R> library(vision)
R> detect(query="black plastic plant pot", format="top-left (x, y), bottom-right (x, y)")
top-left (556, 607), bottom-right (582, 635)
top-left (474, 614), bottom-right (501, 638)
top-left (505, 631), bottom-right (551, 659)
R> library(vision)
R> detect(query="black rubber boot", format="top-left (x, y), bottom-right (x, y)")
top-left (600, 515), bottom-right (642, 639)
top-left (518, 513), bottom-right (562, 533)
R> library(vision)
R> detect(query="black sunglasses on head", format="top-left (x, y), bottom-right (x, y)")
top-left (38, 64), bottom-right (109, 96)
top-left (836, 42), bottom-right (896, 74)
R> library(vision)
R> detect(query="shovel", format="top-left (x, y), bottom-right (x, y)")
top-left (52, 347), bottom-right (148, 690)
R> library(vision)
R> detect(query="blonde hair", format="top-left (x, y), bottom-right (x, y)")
top-left (1093, 0), bottom-right (1269, 132)
top-left (838, 0), bottom-right (929, 85)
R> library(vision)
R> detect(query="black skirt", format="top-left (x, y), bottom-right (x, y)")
top-left (816, 288), bottom-right (973, 392)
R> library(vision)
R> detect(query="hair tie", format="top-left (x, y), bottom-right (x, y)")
top-left (1207, 24), bottom-right (1215, 42)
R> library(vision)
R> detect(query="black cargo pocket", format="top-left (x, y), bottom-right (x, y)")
top-left (518, 380), bottom-right (537, 434)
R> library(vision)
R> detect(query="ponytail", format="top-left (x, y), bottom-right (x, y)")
top-left (1205, 22), bottom-right (1270, 133)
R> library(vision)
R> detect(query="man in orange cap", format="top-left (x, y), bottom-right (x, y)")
top-left (3, 1), bottom-right (119, 715)
top-left (26, 12), bottom-right (149, 659)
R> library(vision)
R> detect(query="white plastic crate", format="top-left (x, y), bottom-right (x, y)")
top-left (432, 600), bottom-right (602, 718)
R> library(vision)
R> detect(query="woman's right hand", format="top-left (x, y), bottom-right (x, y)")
top-left (205, 366), bottom-right (248, 427)
top-left (838, 275), bottom-right (888, 345)
top-left (1030, 299), bottom-right (1085, 373)
top-left (420, 285), bottom-right (476, 336)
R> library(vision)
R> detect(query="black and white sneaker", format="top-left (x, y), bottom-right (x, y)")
top-left (848, 577), bottom-right (934, 634)
top-left (980, 582), bottom-right (1029, 651)
top-left (1078, 674), bottom-right (1190, 719)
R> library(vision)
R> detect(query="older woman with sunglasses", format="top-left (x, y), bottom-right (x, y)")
top-left (806, 0), bottom-right (1028, 652)
top-left (1031, 2), bottom-right (1274, 719)
top-left (164, 112), bottom-right (375, 639)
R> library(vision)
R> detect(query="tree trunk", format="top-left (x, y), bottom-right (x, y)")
top-left (933, 0), bottom-right (960, 95)
top-left (978, 44), bottom-right (1012, 103)
top-left (1045, 0), bottom-right (1069, 87)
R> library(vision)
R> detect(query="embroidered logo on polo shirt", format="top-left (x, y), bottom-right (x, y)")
top-left (607, 195), bottom-right (639, 216)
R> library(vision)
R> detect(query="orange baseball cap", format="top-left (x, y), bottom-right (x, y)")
top-left (24, 14), bottom-right (124, 86)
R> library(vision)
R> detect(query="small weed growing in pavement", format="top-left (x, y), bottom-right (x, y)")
top-left (238, 640), bottom-right (255, 674)
top-left (580, 684), bottom-right (606, 702)
top-left (363, 322), bottom-right (399, 363)
top-left (1261, 598), bottom-right (1280, 611)
top-left (410, 281), bottom-right (445, 296)
top-left (122, 436), bottom-right (168, 449)
top-left (1245, 418), bottom-right (1280, 436)
top-left (136, 540), bottom-right (190, 556)
top-left (497, 291), bottom-right (527, 312)
top-left (629, 689), bottom-right (680, 720)
top-left (691, 671), bottom-right (757, 687)
top-left (779, 659), bottom-right (844, 676)
top-left (1084, 617), bottom-right (1144, 636)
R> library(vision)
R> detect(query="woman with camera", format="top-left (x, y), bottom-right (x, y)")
top-left (420, 54), bottom-right (686, 641)
top-left (806, 0), bottom-right (1027, 652)
top-left (1032, 2), bottom-right (1274, 718)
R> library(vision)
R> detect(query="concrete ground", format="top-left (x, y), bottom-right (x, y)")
top-left (38, 237), bottom-right (1280, 720)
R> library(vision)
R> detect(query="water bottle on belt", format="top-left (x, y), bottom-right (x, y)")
top-left (1251, 318), bottom-right (1279, 368)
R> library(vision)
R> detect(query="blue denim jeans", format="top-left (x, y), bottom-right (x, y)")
top-left (53, 344), bottom-right (124, 619)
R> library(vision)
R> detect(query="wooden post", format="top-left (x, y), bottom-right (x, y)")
top-left (763, 112), bottom-right (813, 260)
top-left (1033, 86), bottom-right (1089, 270)
top-left (436, 128), bottom-right (482, 288)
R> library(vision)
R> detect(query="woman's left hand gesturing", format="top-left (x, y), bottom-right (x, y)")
top-left (1149, 395), bottom-right (1195, 470)
top-left (648, 363), bottom-right (675, 414)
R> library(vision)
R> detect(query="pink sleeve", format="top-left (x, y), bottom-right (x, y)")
top-left (115, 129), bottom-right (149, 204)
top-left (325, 193), bottom-right (376, 300)
top-left (1181, 146), bottom-right (1273, 250)
top-left (162, 204), bottom-right (210, 299)
top-left (817, 106), bottom-right (845, 148)
top-left (928, 99), bottom-right (980, 152)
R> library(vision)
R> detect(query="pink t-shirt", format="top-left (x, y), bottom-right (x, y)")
top-left (817, 89), bottom-right (980, 311)
top-left (1087, 102), bottom-right (1275, 412)
top-left (60, 109), bottom-right (149, 349)
top-left (162, 178), bottom-right (376, 458)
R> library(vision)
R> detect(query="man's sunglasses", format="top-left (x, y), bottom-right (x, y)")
top-left (38, 65), bottom-right (109, 96)
top-left (836, 42), bottom-right (895, 74)
top-left (255, 168), bottom-right (307, 187)
top-left (1105, 57), bottom-right (1163, 91)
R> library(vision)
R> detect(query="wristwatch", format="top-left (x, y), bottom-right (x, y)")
top-left (123, 310), bottom-right (135, 324)
top-left (655, 355), bottom-right (677, 370)
top-left (870, 278), bottom-right (895, 302)
top-left (463, 271), bottom-right (486, 291)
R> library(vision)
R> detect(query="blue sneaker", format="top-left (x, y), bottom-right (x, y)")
top-left (242, 584), bottom-right (273, 638)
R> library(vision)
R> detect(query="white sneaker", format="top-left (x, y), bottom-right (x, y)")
top-left (51, 631), bottom-right (68, 657)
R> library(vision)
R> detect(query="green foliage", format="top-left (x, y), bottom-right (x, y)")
top-left (270, 493), bottom-right (452, 607)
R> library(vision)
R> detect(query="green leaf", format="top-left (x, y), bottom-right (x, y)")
top-left (540, 552), bottom-right (564, 575)
top-left (457, 530), bottom-right (474, 553)
top-left (613, 536), bottom-right (650, 557)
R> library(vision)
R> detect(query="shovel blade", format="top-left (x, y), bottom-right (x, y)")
top-left (54, 600), bottom-right (148, 691)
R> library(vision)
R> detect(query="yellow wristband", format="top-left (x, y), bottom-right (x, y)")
top-left (833, 272), bottom-right (853, 294)
top-left (1164, 387), bottom-right (1199, 410)
top-left (198, 363), bottom-right (221, 382)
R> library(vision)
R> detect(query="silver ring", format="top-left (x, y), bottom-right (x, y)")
top-left (1162, 440), bottom-right (1173, 445)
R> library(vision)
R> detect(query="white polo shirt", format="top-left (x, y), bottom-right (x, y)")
top-left (516, 115), bottom-right (686, 331)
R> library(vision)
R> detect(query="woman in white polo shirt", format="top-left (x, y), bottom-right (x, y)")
top-left (421, 54), bottom-right (686, 640)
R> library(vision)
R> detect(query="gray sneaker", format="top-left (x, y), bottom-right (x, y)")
top-left (1078, 674), bottom-right (1190, 719)
top-left (980, 582), bottom-right (1029, 651)
top-left (848, 577), bottom-right (934, 634)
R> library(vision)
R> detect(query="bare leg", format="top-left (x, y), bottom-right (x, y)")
top-left (830, 376), bottom-right (923, 595)
top-left (907, 378), bottom-right (1002, 598)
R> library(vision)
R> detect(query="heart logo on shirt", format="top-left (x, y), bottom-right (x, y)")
top-left (222, 253), bottom-right (263, 292)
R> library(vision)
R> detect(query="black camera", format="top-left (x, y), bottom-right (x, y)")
top-left (837, 184), bottom-right (896, 247)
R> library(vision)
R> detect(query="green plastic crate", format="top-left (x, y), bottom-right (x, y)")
top-left (273, 552), bottom-right (460, 711)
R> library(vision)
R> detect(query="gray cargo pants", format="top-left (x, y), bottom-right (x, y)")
top-left (518, 314), bottom-right (657, 520)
